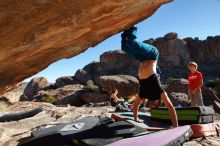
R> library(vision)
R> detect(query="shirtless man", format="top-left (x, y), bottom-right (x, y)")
top-left (121, 26), bottom-right (178, 127)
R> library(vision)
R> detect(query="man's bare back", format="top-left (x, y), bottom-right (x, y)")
top-left (138, 60), bottom-right (157, 79)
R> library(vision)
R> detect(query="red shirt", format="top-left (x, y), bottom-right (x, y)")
top-left (188, 71), bottom-right (203, 90)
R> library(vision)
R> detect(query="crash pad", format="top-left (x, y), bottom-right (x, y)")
top-left (106, 125), bottom-right (192, 146)
top-left (111, 112), bottom-right (171, 131)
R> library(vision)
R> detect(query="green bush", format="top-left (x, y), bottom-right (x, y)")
top-left (86, 80), bottom-right (100, 92)
top-left (40, 94), bottom-right (57, 104)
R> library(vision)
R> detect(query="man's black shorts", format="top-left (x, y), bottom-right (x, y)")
top-left (139, 74), bottom-right (164, 100)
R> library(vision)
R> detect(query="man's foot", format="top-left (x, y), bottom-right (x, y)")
top-left (134, 119), bottom-right (144, 123)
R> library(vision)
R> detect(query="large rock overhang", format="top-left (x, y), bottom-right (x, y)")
top-left (0, 0), bottom-right (172, 94)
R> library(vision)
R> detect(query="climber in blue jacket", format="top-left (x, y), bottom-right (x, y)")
top-left (121, 26), bottom-right (178, 127)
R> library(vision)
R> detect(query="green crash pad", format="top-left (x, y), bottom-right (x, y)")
top-left (151, 106), bottom-right (214, 124)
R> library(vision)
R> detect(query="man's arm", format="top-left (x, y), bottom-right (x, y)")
top-left (133, 96), bottom-right (142, 122)
top-left (111, 94), bottom-right (123, 102)
top-left (161, 92), bottom-right (179, 127)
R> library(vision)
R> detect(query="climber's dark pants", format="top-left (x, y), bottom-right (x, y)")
top-left (121, 26), bottom-right (159, 62)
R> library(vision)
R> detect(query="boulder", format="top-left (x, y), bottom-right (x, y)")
top-left (83, 62), bottom-right (110, 76)
top-left (82, 50), bottom-right (139, 78)
top-left (143, 38), bottom-right (155, 45)
top-left (81, 92), bottom-right (110, 104)
top-left (164, 32), bottom-right (178, 40)
top-left (55, 76), bottom-right (79, 88)
top-left (74, 69), bottom-right (93, 85)
top-left (95, 75), bottom-right (139, 98)
top-left (55, 85), bottom-right (84, 106)
top-left (169, 92), bottom-right (190, 107)
top-left (0, 0), bottom-right (172, 95)
top-left (1, 82), bottom-right (27, 103)
top-left (166, 78), bottom-right (188, 94)
top-left (100, 50), bottom-right (139, 76)
top-left (23, 77), bottom-right (49, 100)
top-left (155, 37), bottom-right (165, 43)
top-left (32, 84), bottom-right (84, 106)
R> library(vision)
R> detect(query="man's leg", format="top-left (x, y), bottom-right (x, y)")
top-left (161, 92), bottom-right (179, 127)
top-left (133, 96), bottom-right (143, 122)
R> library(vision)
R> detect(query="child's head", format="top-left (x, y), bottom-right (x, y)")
top-left (188, 62), bottom-right (198, 72)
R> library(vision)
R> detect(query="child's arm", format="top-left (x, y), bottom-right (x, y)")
top-left (111, 94), bottom-right (123, 102)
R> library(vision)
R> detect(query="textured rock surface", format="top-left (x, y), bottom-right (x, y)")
top-left (169, 92), bottom-right (190, 107)
top-left (55, 76), bottom-right (79, 88)
top-left (143, 33), bottom-right (220, 68)
top-left (75, 69), bottom-right (93, 85)
top-left (23, 77), bottom-right (49, 100)
top-left (81, 92), bottom-right (110, 104)
top-left (54, 85), bottom-right (85, 106)
top-left (95, 75), bottom-right (139, 97)
top-left (0, 102), bottom-right (114, 146)
top-left (0, 0), bottom-right (172, 95)
top-left (156, 38), bottom-right (190, 67)
top-left (82, 50), bottom-right (139, 79)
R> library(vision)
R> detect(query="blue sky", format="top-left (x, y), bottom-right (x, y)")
top-left (24, 0), bottom-right (220, 82)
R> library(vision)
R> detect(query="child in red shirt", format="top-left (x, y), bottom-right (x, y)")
top-left (187, 62), bottom-right (204, 106)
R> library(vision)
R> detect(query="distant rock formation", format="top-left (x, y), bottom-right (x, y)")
top-left (144, 32), bottom-right (220, 67)
top-left (0, 0), bottom-right (172, 95)
top-left (82, 50), bottom-right (139, 78)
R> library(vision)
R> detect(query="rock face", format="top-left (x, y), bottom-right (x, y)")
top-left (143, 33), bottom-right (220, 68)
top-left (0, 0), bottom-right (172, 95)
top-left (95, 75), bottom-right (139, 98)
top-left (157, 38), bottom-right (190, 67)
top-left (83, 50), bottom-right (139, 78)
top-left (203, 36), bottom-right (220, 62)
top-left (23, 77), bottom-right (49, 101)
